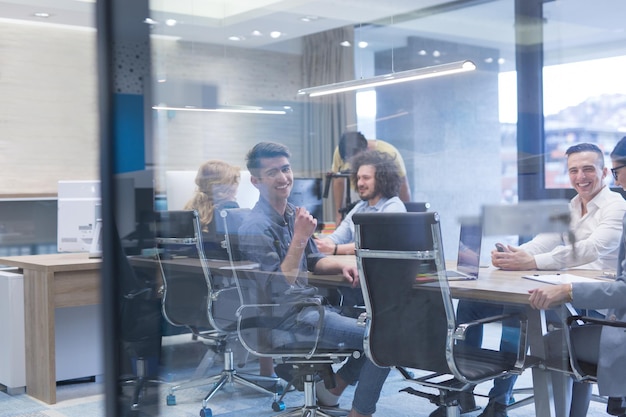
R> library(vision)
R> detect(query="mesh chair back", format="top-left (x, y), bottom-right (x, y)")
top-left (220, 208), bottom-right (252, 262)
top-left (353, 212), bottom-right (450, 373)
top-left (155, 210), bottom-right (214, 330)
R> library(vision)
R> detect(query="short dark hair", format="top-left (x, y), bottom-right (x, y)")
top-left (338, 131), bottom-right (367, 160)
top-left (350, 150), bottom-right (402, 199)
top-left (565, 142), bottom-right (604, 168)
top-left (245, 142), bottom-right (291, 176)
top-left (610, 136), bottom-right (626, 165)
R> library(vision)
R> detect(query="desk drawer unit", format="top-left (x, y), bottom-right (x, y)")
top-left (0, 271), bottom-right (26, 394)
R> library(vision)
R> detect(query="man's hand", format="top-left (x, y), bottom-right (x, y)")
top-left (293, 207), bottom-right (317, 242)
top-left (342, 265), bottom-right (360, 288)
top-left (491, 245), bottom-right (537, 270)
top-left (314, 236), bottom-right (335, 255)
top-left (528, 284), bottom-right (571, 309)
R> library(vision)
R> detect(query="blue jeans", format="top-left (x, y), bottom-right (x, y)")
top-left (284, 306), bottom-right (391, 415)
top-left (456, 300), bottom-right (519, 405)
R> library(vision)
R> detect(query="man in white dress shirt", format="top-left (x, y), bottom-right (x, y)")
top-left (443, 143), bottom-right (626, 417)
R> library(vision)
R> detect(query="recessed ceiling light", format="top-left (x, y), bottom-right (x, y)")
top-left (165, 19), bottom-right (177, 27)
top-left (251, 30), bottom-right (262, 37)
top-left (358, 41), bottom-right (368, 48)
top-left (300, 15), bottom-right (319, 22)
top-left (432, 50), bottom-right (441, 57)
top-left (485, 57), bottom-right (494, 63)
top-left (498, 58), bottom-right (506, 65)
top-left (270, 31), bottom-right (282, 39)
top-left (340, 41), bottom-right (351, 47)
top-left (33, 12), bottom-right (51, 18)
top-left (144, 17), bottom-right (158, 25)
top-left (229, 35), bottom-right (244, 41)
top-left (418, 50), bottom-right (427, 56)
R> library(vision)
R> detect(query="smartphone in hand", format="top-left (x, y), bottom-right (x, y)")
top-left (495, 243), bottom-right (506, 252)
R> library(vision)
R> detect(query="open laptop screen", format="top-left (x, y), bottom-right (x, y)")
top-left (456, 222), bottom-right (482, 276)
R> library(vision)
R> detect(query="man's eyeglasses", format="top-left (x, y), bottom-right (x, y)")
top-left (611, 165), bottom-right (626, 180)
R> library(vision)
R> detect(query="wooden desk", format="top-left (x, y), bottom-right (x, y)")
top-left (310, 257), bottom-right (603, 417)
top-left (0, 253), bottom-right (101, 404)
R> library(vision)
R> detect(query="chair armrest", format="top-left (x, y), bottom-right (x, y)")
top-left (567, 315), bottom-right (626, 328)
top-left (236, 301), bottom-right (327, 359)
top-left (211, 286), bottom-right (238, 301)
top-left (453, 312), bottom-right (529, 374)
top-left (124, 287), bottom-right (153, 300)
top-left (453, 313), bottom-right (526, 341)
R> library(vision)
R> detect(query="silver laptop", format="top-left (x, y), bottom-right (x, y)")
top-left (445, 220), bottom-right (483, 280)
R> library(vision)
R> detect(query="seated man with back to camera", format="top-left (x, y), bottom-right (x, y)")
top-left (316, 149), bottom-right (406, 315)
top-left (331, 131), bottom-right (411, 225)
top-left (441, 143), bottom-right (626, 417)
top-left (238, 142), bottom-right (391, 417)
top-left (527, 136), bottom-right (626, 417)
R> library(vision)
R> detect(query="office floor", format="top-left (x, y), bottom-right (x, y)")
top-left (0, 324), bottom-right (611, 417)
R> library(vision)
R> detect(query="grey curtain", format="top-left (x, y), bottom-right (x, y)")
top-left (301, 26), bottom-right (356, 222)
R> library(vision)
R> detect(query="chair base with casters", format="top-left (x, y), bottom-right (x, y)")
top-left (166, 347), bottom-right (281, 414)
top-left (119, 357), bottom-right (168, 412)
top-left (272, 358), bottom-right (351, 417)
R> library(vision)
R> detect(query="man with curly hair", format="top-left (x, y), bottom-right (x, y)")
top-left (331, 131), bottom-right (411, 225)
top-left (315, 149), bottom-right (406, 257)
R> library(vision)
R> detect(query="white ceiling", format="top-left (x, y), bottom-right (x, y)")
top-left (1, 0), bottom-right (625, 72)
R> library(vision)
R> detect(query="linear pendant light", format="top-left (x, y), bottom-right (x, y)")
top-left (297, 60), bottom-right (476, 98)
top-left (152, 105), bottom-right (288, 115)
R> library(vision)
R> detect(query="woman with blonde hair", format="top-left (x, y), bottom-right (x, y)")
top-left (183, 160), bottom-right (240, 258)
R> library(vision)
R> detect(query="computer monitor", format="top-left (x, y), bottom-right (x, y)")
top-left (165, 170), bottom-right (259, 210)
top-left (57, 178), bottom-right (136, 253)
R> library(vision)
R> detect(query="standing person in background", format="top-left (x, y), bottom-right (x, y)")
top-left (331, 131), bottom-right (411, 225)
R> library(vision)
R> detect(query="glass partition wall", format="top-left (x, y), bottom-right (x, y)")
top-left (96, 1), bottom-right (626, 416)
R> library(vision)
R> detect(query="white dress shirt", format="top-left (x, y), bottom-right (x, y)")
top-left (521, 186), bottom-right (626, 270)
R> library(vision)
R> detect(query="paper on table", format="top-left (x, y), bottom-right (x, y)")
top-left (522, 273), bottom-right (601, 285)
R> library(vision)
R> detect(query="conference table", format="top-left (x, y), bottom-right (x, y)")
top-left (0, 251), bottom-right (606, 415)
top-left (310, 257), bottom-right (606, 417)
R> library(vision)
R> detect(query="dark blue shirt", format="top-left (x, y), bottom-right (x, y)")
top-left (239, 197), bottom-right (325, 295)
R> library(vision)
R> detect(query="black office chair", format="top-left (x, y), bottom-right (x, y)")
top-left (221, 207), bottom-right (356, 417)
top-left (353, 212), bottom-right (539, 417)
top-left (404, 201), bottom-right (430, 212)
top-left (154, 210), bottom-right (279, 417)
top-left (117, 222), bottom-right (166, 413)
top-left (544, 314), bottom-right (626, 414)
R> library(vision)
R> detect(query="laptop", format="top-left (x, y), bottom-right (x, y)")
top-left (445, 220), bottom-right (483, 280)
